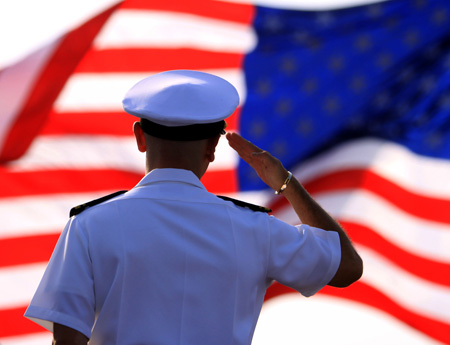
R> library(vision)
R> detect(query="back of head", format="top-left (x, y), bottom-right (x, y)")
top-left (122, 70), bottom-right (239, 175)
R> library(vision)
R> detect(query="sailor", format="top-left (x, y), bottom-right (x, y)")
top-left (25, 70), bottom-right (362, 345)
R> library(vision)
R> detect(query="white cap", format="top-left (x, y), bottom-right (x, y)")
top-left (123, 70), bottom-right (239, 127)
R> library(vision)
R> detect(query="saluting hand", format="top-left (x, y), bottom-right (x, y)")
top-left (227, 132), bottom-right (363, 288)
top-left (225, 132), bottom-right (290, 192)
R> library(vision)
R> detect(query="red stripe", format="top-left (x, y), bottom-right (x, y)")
top-left (265, 282), bottom-right (450, 345)
top-left (120, 0), bottom-right (254, 25)
top-left (270, 201), bottom-right (450, 285)
top-left (307, 168), bottom-right (450, 223)
top-left (39, 107), bottom-right (240, 136)
top-left (76, 49), bottom-right (245, 73)
top-left (323, 283), bottom-right (450, 345)
top-left (268, 178), bottom-right (450, 286)
top-left (0, 4), bottom-right (120, 163)
top-left (342, 221), bottom-right (450, 286)
top-left (4, 283), bottom-right (450, 342)
top-left (0, 234), bottom-right (59, 268)
top-left (0, 306), bottom-right (48, 338)
top-left (0, 167), bottom-right (236, 199)
top-left (200, 168), bottom-right (238, 194)
top-left (270, 168), bottom-right (450, 223)
top-left (3, 218), bottom-right (447, 288)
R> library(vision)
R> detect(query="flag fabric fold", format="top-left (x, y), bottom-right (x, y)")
top-left (0, 3), bottom-right (121, 163)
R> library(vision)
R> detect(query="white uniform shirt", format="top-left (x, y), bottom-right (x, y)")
top-left (25, 169), bottom-right (341, 345)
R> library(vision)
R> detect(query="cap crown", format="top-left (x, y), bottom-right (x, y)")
top-left (123, 70), bottom-right (240, 127)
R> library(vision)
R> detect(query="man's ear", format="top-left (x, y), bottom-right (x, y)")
top-left (206, 135), bottom-right (221, 163)
top-left (133, 121), bottom-right (147, 153)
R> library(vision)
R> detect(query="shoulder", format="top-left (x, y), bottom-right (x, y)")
top-left (216, 195), bottom-right (272, 213)
top-left (70, 190), bottom-right (128, 217)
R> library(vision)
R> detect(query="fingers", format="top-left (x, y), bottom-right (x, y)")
top-left (226, 131), bottom-right (272, 171)
top-left (225, 132), bottom-right (262, 162)
top-left (225, 132), bottom-right (261, 151)
top-left (226, 133), bottom-right (255, 165)
top-left (226, 132), bottom-right (288, 190)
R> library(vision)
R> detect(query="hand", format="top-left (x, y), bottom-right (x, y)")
top-left (226, 132), bottom-right (290, 192)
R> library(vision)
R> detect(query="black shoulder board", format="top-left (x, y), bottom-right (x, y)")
top-left (70, 190), bottom-right (128, 217)
top-left (217, 195), bottom-right (272, 213)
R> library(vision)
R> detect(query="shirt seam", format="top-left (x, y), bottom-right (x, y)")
top-left (223, 205), bottom-right (239, 345)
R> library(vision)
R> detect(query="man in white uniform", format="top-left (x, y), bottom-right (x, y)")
top-left (25, 70), bottom-right (362, 344)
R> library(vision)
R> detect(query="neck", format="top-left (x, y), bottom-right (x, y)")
top-left (143, 134), bottom-right (215, 180)
top-left (146, 158), bottom-right (208, 180)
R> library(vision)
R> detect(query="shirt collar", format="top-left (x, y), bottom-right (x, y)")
top-left (134, 168), bottom-right (206, 190)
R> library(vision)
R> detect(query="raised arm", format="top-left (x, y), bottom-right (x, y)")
top-left (226, 132), bottom-right (363, 287)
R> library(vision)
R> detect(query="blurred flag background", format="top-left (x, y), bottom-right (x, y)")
top-left (1, 0), bottom-right (449, 344)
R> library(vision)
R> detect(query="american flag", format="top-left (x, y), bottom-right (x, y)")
top-left (1, 0), bottom-right (449, 344)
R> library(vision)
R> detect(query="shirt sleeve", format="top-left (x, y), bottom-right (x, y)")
top-left (266, 217), bottom-right (341, 297)
top-left (24, 216), bottom-right (95, 338)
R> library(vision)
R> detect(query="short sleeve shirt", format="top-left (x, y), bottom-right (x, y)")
top-left (25, 169), bottom-right (340, 345)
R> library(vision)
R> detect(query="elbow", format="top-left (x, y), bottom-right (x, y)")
top-left (328, 252), bottom-right (363, 288)
top-left (346, 253), bottom-right (363, 286)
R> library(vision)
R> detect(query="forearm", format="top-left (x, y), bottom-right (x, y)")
top-left (281, 175), bottom-right (363, 287)
top-left (282, 176), bottom-right (342, 232)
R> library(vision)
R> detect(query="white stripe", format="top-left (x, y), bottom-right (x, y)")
top-left (0, 332), bottom-right (52, 345)
top-left (0, 192), bottom-right (105, 239)
top-left (209, 136), bottom-right (240, 170)
top-left (294, 137), bottom-right (450, 199)
top-left (8, 136), bottom-right (143, 173)
top-left (94, 9), bottom-right (257, 53)
top-left (359, 245), bottom-right (450, 322)
top-left (0, 0), bottom-right (120, 69)
top-left (8, 135), bottom-right (237, 173)
top-left (254, 294), bottom-right (444, 345)
top-left (54, 69), bottom-right (247, 112)
top-left (275, 189), bottom-right (450, 263)
top-left (0, 262), bottom-right (47, 309)
top-left (0, 41), bottom-right (59, 150)
top-left (224, 190), bottom-right (273, 206)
